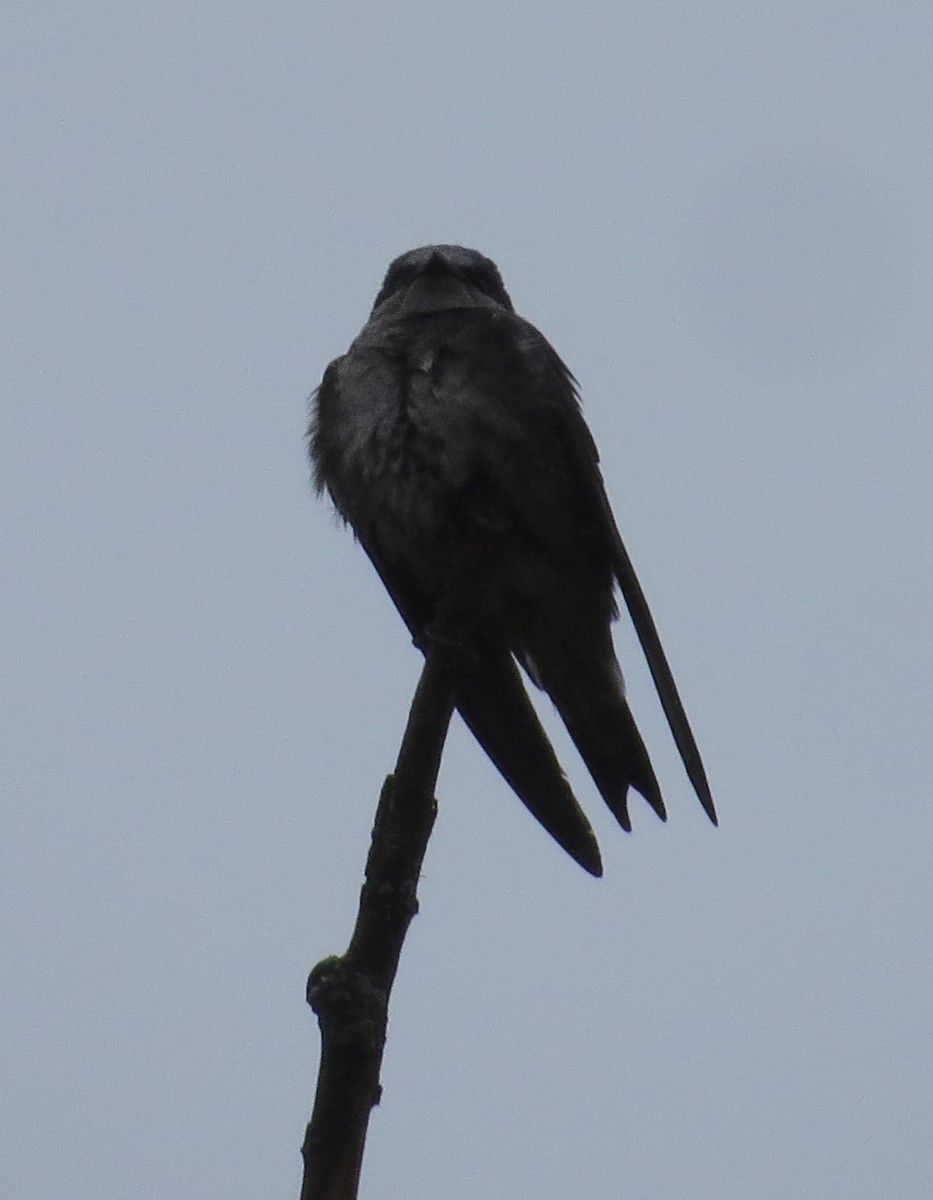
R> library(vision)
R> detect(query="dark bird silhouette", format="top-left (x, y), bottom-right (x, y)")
top-left (310, 245), bottom-right (716, 875)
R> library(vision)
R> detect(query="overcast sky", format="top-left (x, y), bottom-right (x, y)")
top-left (4, 3), bottom-right (932, 1197)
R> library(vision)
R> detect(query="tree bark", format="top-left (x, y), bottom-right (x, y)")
top-left (300, 638), bottom-right (457, 1199)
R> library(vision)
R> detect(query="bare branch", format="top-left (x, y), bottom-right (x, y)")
top-left (300, 637), bottom-right (458, 1200)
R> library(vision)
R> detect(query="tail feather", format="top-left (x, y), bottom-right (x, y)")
top-left (607, 531), bottom-right (718, 825)
top-left (530, 649), bottom-right (668, 833)
top-left (562, 696), bottom-right (667, 832)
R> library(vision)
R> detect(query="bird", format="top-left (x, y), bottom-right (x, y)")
top-left (310, 244), bottom-right (716, 876)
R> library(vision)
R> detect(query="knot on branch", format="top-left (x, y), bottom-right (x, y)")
top-left (306, 956), bottom-right (386, 1052)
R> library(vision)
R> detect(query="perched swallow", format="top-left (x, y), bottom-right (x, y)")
top-left (310, 245), bottom-right (715, 875)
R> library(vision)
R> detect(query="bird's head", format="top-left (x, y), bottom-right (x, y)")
top-left (370, 245), bottom-right (514, 317)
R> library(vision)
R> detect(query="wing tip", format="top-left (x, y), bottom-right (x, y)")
top-left (545, 803), bottom-right (604, 876)
top-left (577, 843), bottom-right (604, 877)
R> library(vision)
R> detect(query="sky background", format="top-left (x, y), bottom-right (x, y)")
top-left (4, 2), bottom-right (932, 1197)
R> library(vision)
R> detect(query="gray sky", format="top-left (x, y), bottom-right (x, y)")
top-left (4, 2), bottom-right (932, 1197)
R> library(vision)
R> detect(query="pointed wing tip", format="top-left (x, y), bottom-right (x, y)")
top-left (564, 832), bottom-right (604, 877)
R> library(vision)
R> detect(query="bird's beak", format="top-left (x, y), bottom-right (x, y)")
top-left (421, 249), bottom-right (456, 277)
top-left (390, 254), bottom-right (480, 314)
